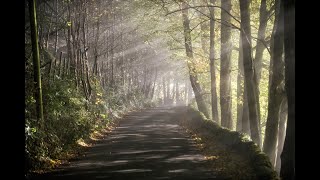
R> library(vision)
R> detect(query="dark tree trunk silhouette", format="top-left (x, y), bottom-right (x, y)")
top-left (280, 0), bottom-right (295, 179)
top-left (276, 96), bottom-right (287, 173)
top-left (263, 0), bottom-right (285, 166)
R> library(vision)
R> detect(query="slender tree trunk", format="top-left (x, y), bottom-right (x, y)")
top-left (67, 1), bottom-right (74, 76)
top-left (236, 38), bottom-right (244, 132)
top-left (62, 57), bottom-right (66, 78)
top-left (242, 84), bottom-right (250, 135)
top-left (239, 0), bottom-right (261, 147)
top-left (275, 96), bottom-right (287, 173)
top-left (184, 80), bottom-right (188, 105)
top-left (45, 8), bottom-right (53, 49)
top-left (194, 0), bottom-right (209, 55)
top-left (220, 0), bottom-right (233, 129)
top-left (58, 52), bottom-right (63, 76)
top-left (175, 80), bottom-right (179, 105)
top-left (28, 0), bottom-right (44, 126)
top-left (93, 2), bottom-right (100, 76)
top-left (188, 83), bottom-right (193, 104)
top-left (171, 78), bottom-right (175, 103)
top-left (209, 0), bottom-right (219, 124)
top-left (162, 77), bottom-right (167, 104)
top-left (263, 0), bottom-right (285, 166)
top-left (54, 0), bottom-right (59, 56)
top-left (280, 0), bottom-right (295, 179)
top-left (181, 1), bottom-right (209, 118)
top-left (82, 1), bottom-right (91, 99)
top-left (151, 68), bottom-right (158, 100)
top-left (167, 75), bottom-right (171, 102)
top-left (254, 0), bottom-right (268, 85)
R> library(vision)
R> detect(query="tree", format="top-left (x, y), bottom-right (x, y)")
top-left (181, 1), bottom-right (209, 118)
top-left (28, 0), bottom-right (44, 127)
top-left (239, 0), bottom-right (261, 147)
top-left (254, 0), bottom-right (269, 86)
top-left (209, 0), bottom-right (219, 124)
top-left (263, 0), bottom-right (285, 166)
top-left (220, 0), bottom-right (233, 129)
top-left (275, 96), bottom-right (287, 173)
top-left (280, 0), bottom-right (295, 178)
top-left (236, 38), bottom-right (250, 135)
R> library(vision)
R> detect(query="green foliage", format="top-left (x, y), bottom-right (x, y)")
top-left (25, 65), bottom-right (157, 173)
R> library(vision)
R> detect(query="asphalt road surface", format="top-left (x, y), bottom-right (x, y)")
top-left (29, 107), bottom-right (227, 180)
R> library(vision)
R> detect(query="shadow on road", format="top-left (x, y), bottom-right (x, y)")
top-left (29, 107), bottom-right (226, 180)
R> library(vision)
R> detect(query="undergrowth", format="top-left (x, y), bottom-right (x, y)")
top-left (25, 59), bottom-right (156, 175)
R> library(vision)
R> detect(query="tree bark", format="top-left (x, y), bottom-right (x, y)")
top-left (254, 0), bottom-right (268, 86)
top-left (166, 75), bottom-right (171, 102)
top-left (209, 0), bottom-right (219, 124)
top-left (67, 1), bottom-right (74, 76)
top-left (280, 0), bottom-right (295, 178)
top-left (239, 0), bottom-right (261, 147)
top-left (162, 77), bottom-right (167, 104)
top-left (263, 0), bottom-right (284, 166)
top-left (275, 96), bottom-right (287, 173)
top-left (242, 83), bottom-right (250, 135)
top-left (220, 0), bottom-right (233, 129)
top-left (236, 38), bottom-right (244, 132)
top-left (28, 0), bottom-right (44, 127)
top-left (175, 80), bottom-right (179, 105)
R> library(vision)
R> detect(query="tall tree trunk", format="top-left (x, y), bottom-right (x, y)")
top-left (28, 0), bottom-right (44, 127)
top-left (166, 76), bottom-right (171, 102)
top-left (111, 9), bottom-right (115, 89)
top-left (239, 0), bottom-right (261, 147)
top-left (242, 84), bottom-right (250, 135)
top-left (54, 0), bottom-right (59, 56)
top-left (50, 0), bottom-right (58, 81)
top-left (172, 78), bottom-right (176, 103)
top-left (151, 68), bottom-right (158, 100)
top-left (184, 80), bottom-right (187, 105)
top-left (236, 38), bottom-right (244, 132)
top-left (93, 2), bottom-right (101, 76)
top-left (254, 0), bottom-right (268, 85)
top-left (220, 0), bottom-right (233, 129)
top-left (275, 96), bottom-right (287, 173)
top-left (209, 0), bottom-right (219, 124)
top-left (162, 77), bottom-right (167, 104)
top-left (58, 52), bottom-right (63, 76)
top-left (181, 1), bottom-right (209, 118)
top-left (175, 80), bottom-right (179, 105)
top-left (188, 82), bottom-right (193, 104)
top-left (67, 1), bottom-right (74, 76)
top-left (82, 0), bottom-right (91, 99)
top-left (263, 0), bottom-right (284, 166)
top-left (193, 0), bottom-right (209, 55)
top-left (280, 0), bottom-right (295, 179)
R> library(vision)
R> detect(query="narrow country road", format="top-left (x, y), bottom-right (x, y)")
top-left (30, 107), bottom-right (225, 180)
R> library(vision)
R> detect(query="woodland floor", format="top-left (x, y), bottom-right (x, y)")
top-left (28, 107), bottom-right (244, 180)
